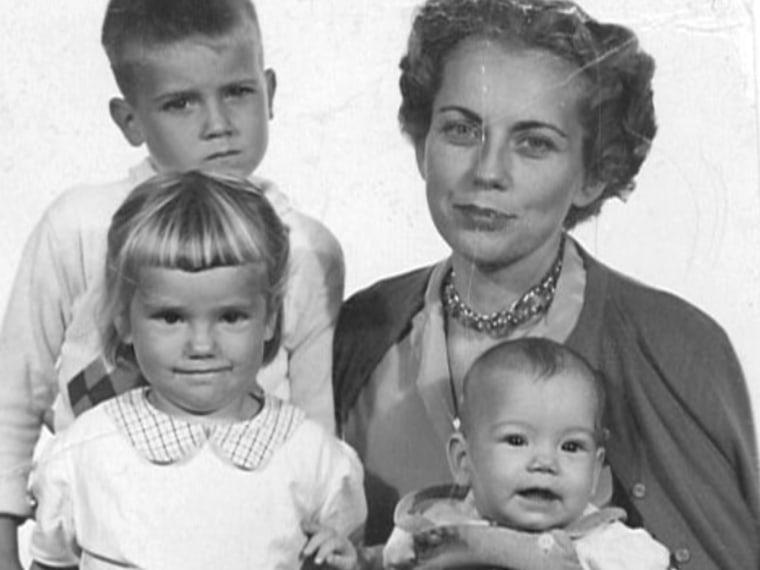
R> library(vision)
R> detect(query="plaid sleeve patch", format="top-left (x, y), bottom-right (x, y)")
top-left (68, 345), bottom-right (146, 417)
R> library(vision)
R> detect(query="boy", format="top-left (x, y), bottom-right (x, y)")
top-left (383, 338), bottom-right (670, 569)
top-left (0, 1), bottom-right (343, 567)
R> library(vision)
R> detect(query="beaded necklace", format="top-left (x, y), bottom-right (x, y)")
top-left (441, 237), bottom-right (565, 338)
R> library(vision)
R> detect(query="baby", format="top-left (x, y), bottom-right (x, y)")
top-left (384, 338), bottom-right (670, 569)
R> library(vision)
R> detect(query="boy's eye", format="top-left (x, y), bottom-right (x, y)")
top-left (515, 134), bottom-right (557, 158)
top-left (225, 84), bottom-right (255, 99)
top-left (160, 96), bottom-right (194, 112)
top-left (441, 120), bottom-right (482, 145)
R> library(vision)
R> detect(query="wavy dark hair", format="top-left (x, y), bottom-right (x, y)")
top-left (399, 0), bottom-right (657, 227)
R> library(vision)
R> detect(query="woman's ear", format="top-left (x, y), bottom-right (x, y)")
top-left (109, 97), bottom-right (145, 148)
top-left (572, 179), bottom-right (605, 209)
top-left (446, 431), bottom-right (473, 487)
top-left (414, 137), bottom-right (427, 181)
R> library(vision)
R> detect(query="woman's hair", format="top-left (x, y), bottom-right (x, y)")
top-left (399, 0), bottom-right (657, 227)
top-left (102, 170), bottom-right (289, 365)
top-left (462, 337), bottom-right (607, 443)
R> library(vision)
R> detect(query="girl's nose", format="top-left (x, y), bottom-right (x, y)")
top-left (186, 323), bottom-right (216, 356)
top-left (472, 136), bottom-right (511, 191)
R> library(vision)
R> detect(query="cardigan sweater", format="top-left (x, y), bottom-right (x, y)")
top-left (334, 247), bottom-right (760, 570)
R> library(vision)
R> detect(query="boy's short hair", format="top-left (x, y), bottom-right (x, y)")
top-left (102, 0), bottom-right (262, 100)
top-left (461, 338), bottom-right (607, 442)
top-left (102, 170), bottom-right (289, 366)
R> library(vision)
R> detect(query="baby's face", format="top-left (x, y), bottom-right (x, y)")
top-left (117, 23), bottom-right (274, 178)
top-left (462, 368), bottom-right (603, 531)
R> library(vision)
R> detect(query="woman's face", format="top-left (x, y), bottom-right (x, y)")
top-left (417, 38), bottom-right (600, 273)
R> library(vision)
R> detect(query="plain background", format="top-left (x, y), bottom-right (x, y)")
top-left (1, 0), bottom-right (758, 502)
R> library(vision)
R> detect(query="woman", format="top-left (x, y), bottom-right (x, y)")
top-left (333, 1), bottom-right (760, 569)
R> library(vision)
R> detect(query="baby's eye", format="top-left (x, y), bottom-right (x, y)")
top-left (561, 440), bottom-right (587, 453)
top-left (441, 121), bottom-right (482, 145)
top-left (515, 135), bottom-right (557, 158)
top-left (504, 434), bottom-right (527, 447)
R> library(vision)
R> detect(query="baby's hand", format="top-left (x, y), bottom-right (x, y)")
top-left (301, 522), bottom-right (358, 570)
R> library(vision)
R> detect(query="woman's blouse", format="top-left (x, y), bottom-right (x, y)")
top-left (343, 240), bottom-right (588, 542)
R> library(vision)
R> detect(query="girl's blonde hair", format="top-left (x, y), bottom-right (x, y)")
top-left (102, 170), bottom-right (289, 364)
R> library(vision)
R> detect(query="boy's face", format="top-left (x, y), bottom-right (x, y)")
top-left (110, 24), bottom-right (274, 178)
top-left (449, 367), bottom-right (604, 531)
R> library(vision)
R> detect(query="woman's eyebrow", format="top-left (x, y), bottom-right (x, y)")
top-left (513, 120), bottom-right (568, 138)
top-left (436, 105), bottom-right (482, 122)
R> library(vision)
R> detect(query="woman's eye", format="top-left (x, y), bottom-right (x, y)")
top-left (516, 135), bottom-right (556, 157)
top-left (441, 121), bottom-right (482, 144)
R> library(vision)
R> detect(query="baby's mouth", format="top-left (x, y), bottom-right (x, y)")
top-left (517, 488), bottom-right (560, 502)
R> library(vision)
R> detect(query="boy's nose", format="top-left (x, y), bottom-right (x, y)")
top-left (203, 101), bottom-right (234, 138)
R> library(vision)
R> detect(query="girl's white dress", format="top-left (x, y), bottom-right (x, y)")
top-left (29, 388), bottom-right (366, 569)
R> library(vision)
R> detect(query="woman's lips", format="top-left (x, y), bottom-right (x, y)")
top-left (454, 203), bottom-right (514, 230)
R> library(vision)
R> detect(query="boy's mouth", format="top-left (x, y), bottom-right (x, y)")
top-left (205, 150), bottom-right (240, 162)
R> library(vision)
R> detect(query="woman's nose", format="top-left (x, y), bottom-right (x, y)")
top-left (472, 136), bottom-right (511, 190)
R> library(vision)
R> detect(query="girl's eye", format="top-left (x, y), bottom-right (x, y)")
top-left (515, 135), bottom-right (557, 158)
top-left (220, 311), bottom-right (248, 325)
top-left (153, 311), bottom-right (183, 325)
top-left (441, 121), bottom-right (482, 145)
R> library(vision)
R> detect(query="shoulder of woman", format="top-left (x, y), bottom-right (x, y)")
top-left (585, 253), bottom-right (731, 344)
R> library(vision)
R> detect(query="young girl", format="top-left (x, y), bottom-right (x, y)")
top-left (383, 338), bottom-right (670, 569)
top-left (29, 171), bottom-right (365, 570)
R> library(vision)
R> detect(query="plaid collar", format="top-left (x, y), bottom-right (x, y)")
top-left (104, 388), bottom-right (304, 470)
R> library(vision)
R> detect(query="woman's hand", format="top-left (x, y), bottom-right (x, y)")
top-left (301, 522), bottom-right (359, 570)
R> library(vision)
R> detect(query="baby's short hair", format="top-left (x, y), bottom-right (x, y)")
top-left (102, 0), bottom-right (261, 100)
top-left (102, 170), bottom-right (289, 366)
top-left (461, 338), bottom-right (606, 442)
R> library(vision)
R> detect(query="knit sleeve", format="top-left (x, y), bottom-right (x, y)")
top-left (28, 438), bottom-right (79, 567)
